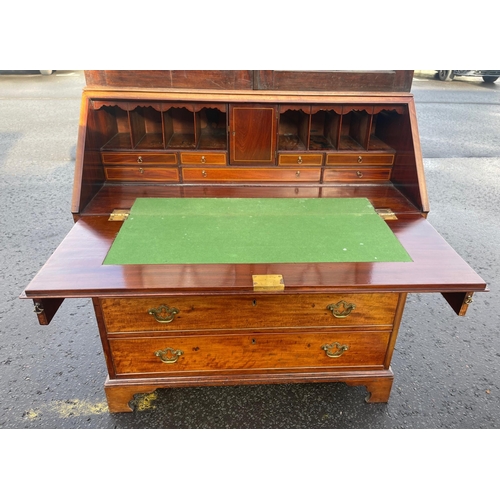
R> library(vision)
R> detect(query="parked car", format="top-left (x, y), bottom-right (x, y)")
top-left (436, 70), bottom-right (500, 82)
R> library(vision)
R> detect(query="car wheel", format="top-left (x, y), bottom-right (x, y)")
top-left (437, 70), bottom-right (453, 81)
top-left (482, 76), bottom-right (498, 83)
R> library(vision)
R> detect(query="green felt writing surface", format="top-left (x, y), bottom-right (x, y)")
top-left (103, 198), bottom-right (412, 265)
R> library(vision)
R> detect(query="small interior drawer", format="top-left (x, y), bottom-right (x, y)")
top-left (180, 152), bottom-right (227, 165)
top-left (104, 167), bottom-right (180, 182)
top-left (278, 154), bottom-right (323, 166)
top-left (101, 152), bottom-right (178, 165)
top-left (323, 168), bottom-right (392, 182)
top-left (325, 153), bottom-right (394, 166)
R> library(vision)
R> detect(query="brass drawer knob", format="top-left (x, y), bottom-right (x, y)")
top-left (148, 304), bottom-right (179, 323)
top-left (357, 155), bottom-right (363, 163)
top-left (322, 342), bottom-right (349, 358)
top-left (356, 170), bottom-right (363, 178)
top-left (201, 155), bottom-right (206, 163)
top-left (327, 300), bottom-right (356, 318)
top-left (297, 156), bottom-right (303, 164)
top-left (155, 347), bottom-right (184, 364)
top-left (295, 170), bottom-right (301, 177)
top-left (202, 170), bottom-right (207, 177)
top-left (137, 156), bottom-right (143, 163)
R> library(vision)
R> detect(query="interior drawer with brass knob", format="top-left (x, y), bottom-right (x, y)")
top-left (104, 167), bottom-right (180, 182)
top-left (101, 152), bottom-right (178, 165)
top-left (108, 330), bottom-right (391, 375)
top-left (323, 168), bottom-right (392, 182)
top-left (180, 152), bottom-right (227, 165)
top-left (100, 293), bottom-right (399, 334)
top-left (182, 167), bottom-right (321, 182)
top-left (278, 154), bottom-right (323, 166)
top-left (325, 153), bottom-right (394, 166)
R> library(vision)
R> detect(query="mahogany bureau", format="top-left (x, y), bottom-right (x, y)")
top-left (22, 71), bottom-right (487, 413)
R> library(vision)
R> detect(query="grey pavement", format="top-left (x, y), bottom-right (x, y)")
top-left (0, 71), bottom-right (499, 429)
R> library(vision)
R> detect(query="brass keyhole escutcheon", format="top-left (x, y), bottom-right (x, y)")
top-left (137, 156), bottom-right (143, 163)
top-left (201, 155), bottom-right (206, 163)
top-left (139, 167), bottom-right (144, 174)
top-left (296, 170), bottom-right (301, 177)
top-left (202, 170), bottom-right (207, 177)
top-left (356, 170), bottom-right (363, 178)
top-left (297, 156), bottom-right (303, 164)
top-left (357, 155), bottom-right (363, 163)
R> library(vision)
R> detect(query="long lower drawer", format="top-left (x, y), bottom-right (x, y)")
top-left (109, 330), bottom-right (390, 375)
top-left (100, 293), bottom-right (399, 333)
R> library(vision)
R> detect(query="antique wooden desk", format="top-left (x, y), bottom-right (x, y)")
top-left (22, 71), bottom-right (487, 412)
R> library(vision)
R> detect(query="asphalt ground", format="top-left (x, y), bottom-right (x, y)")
top-left (0, 70), bottom-right (498, 495)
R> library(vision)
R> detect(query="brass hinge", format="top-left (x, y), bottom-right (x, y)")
top-left (376, 208), bottom-right (398, 220)
top-left (252, 274), bottom-right (285, 292)
top-left (109, 209), bottom-right (130, 221)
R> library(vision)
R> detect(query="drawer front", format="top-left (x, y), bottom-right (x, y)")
top-left (323, 168), bottom-right (392, 182)
top-left (104, 167), bottom-right (180, 182)
top-left (182, 167), bottom-right (321, 182)
top-left (109, 330), bottom-right (390, 375)
top-left (180, 152), bottom-right (227, 165)
top-left (101, 293), bottom-right (399, 333)
top-left (325, 153), bottom-right (394, 166)
top-left (278, 154), bottom-right (323, 166)
top-left (101, 152), bottom-right (178, 165)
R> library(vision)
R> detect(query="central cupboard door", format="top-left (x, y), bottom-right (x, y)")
top-left (230, 105), bottom-right (277, 165)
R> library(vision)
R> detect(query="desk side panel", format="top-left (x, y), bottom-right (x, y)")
top-left (389, 99), bottom-right (429, 214)
top-left (71, 95), bottom-right (105, 216)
